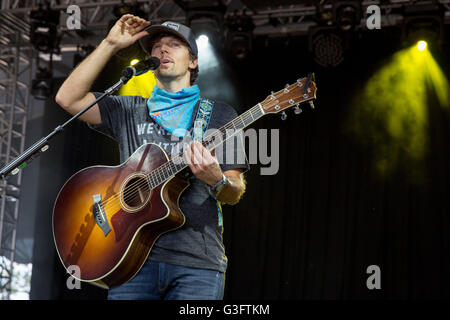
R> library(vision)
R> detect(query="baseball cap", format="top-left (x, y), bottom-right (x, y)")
top-left (139, 21), bottom-right (198, 56)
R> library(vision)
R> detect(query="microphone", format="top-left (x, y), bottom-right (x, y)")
top-left (122, 57), bottom-right (160, 80)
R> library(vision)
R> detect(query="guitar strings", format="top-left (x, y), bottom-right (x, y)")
top-left (100, 126), bottom-right (239, 216)
top-left (101, 102), bottom-right (267, 216)
top-left (98, 107), bottom-right (257, 210)
top-left (100, 111), bottom-right (252, 215)
top-left (99, 108), bottom-right (259, 218)
top-left (99, 81), bottom-right (308, 217)
top-left (106, 105), bottom-right (263, 210)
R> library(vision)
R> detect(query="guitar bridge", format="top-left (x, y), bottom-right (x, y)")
top-left (93, 194), bottom-right (111, 237)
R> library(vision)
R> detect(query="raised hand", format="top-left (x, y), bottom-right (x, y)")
top-left (105, 14), bottom-right (151, 51)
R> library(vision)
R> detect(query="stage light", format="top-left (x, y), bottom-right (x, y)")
top-left (402, 3), bottom-right (444, 50)
top-left (186, 1), bottom-right (226, 48)
top-left (225, 10), bottom-right (255, 61)
top-left (347, 45), bottom-right (450, 181)
top-left (29, 4), bottom-right (61, 54)
top-left (112, 1), bottom-right (145, 19)
top-left (315, 1), bottom-right (334, 26)
top-left (417, 41), bottom-right (427, 51)
top-left (130, 59), bottom-right (140, 66)
top-left (197, 33), bottom-right (219, 72)
top-left (196, 35), bottom-right (209, 50)
top-left (226, 33), bottom-right (252, 61)
top-left (32, 67), bottom-right (53, 100)
top-left (337, 6), bottom-right (356, 31)
top-left (308, 26), bottom-right (345, 67)
top-left (333, 1), bottom-right (362, 32)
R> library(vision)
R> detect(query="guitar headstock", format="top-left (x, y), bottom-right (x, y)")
top-left (260, 73), bottom-right (317, 117)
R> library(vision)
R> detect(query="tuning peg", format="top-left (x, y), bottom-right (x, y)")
top-left (270, 91), bottom-right (275, 100)
top-left (309, 101), bottom-right (315, 109)
top-left (294, 105), bottom-right (302, 114)
top-left (281, 111), bottom-right (287, 120)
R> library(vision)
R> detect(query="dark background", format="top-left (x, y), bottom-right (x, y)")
top-left (27, 23), bottom-right (450, 299)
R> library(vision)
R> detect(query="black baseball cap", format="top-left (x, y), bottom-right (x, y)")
top-left (139, 21), bottom-right (198, 56)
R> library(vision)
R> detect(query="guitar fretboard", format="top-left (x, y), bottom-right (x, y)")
top-left (146, 103), bottom-right (265, 188)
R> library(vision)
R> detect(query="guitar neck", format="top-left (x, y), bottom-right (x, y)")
top-left (145, 74), bottom-right (318, 188)
top-left (146, 103), bottom-right (265, 188)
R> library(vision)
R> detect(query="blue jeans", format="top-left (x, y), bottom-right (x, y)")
top-left (107, 260), bottom-right (225, 300)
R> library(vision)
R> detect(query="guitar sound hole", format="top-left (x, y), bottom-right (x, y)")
top-left (123, 176), bottom-right (151, 209)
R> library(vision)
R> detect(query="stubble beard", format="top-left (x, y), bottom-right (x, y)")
top-left (155, 66), bottom-right (189, 84)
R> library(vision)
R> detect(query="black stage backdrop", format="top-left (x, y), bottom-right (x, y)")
top-left (29, 25), bottom-right (450, 299)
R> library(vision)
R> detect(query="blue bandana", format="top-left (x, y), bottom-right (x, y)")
top-left (147, 85), bottom-right (200, 138)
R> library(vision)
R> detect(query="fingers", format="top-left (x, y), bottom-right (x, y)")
top-left (184, 142), bottom-right (216, 169)
top-left (183, 142), bottom-right (223, 186)
top-left (186, 142), bottom-right (202, 166)
top-left (130, 17), bottom-right (150, 30)
top-left (119, 14), bottom-right (134, 22)
top-left (120, 14), bottom-right (146, 25)
top-left (118, 14), bottom-right (150, 34)
top-left (184, 142), bottom-right (200, 167)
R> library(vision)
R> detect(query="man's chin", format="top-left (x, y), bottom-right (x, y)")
top-left (155, 70), bottom-right (188, 83)
top-left (155, 71), bottom-right (175, 80)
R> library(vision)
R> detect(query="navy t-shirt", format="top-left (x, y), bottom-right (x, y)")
top-left (89, 92), bottom-right (249, 273)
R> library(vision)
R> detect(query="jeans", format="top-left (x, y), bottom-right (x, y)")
top-left (107, 260), bottom-right (225, 300)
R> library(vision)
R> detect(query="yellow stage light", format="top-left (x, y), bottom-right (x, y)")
top-left (417, 41), bottom-right (427, 51)
top-left (346, 44), bottom-right (449, 183)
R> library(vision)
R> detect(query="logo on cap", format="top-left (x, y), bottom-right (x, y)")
top-left (164, 22), bottom-right (180, 31)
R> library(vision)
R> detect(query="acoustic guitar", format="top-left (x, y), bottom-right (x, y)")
top-left (53, 74), bottom-right (317, 289)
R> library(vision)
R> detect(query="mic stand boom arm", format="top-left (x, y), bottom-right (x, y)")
top-left (0, 74), bottom-right (132, 180)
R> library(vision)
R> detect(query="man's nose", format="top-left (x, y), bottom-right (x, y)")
top-left (160, 44), bottom-right (169, 53)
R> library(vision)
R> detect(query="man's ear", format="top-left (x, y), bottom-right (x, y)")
top-left (189, 56), bottom-right (198, 69)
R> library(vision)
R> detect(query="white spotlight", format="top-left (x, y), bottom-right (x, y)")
top-left (196, 35), bottom-right (209, 50)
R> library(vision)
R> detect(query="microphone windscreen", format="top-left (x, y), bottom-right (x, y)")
top-left (149, 56), bottom-right (160, 69)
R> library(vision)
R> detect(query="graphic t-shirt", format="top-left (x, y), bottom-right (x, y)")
top-left (89, 92), bottom-right (250, 272)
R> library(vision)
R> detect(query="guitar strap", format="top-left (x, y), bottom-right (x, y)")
top-left (190, 98), bottom-right (223, 228)
top-left (192, 98), bottom-right (214, 142)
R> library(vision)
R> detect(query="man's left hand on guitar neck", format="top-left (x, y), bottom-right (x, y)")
top-left (184, 142), bottom-right (246, 205)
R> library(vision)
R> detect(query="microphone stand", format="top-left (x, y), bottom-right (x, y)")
top-left (0, 73), bottom-right (133, 180)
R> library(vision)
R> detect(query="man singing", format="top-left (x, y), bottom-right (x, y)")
top-left (55, 14), bottom-right (249, 300)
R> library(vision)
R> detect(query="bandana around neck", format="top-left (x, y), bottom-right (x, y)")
top-left (147, 85), bottom-right (200, 138)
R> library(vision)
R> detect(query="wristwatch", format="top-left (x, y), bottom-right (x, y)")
top-left (209, 173), bottom-right (228, 199)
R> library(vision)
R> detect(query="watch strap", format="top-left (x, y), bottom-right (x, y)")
top-left (209, 173), bottom-right (227, 199)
